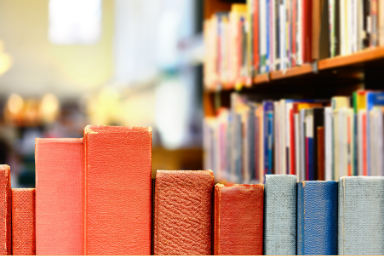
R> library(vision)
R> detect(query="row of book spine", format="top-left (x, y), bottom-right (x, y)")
top-left (204, 1), bottom-right (384, 90)
top-left (2, 160), bottom-right (383, 254)
top-left (204, 90), bottom-right (384, 183)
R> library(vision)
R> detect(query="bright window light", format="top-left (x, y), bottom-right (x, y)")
top-left (49, 0), bottom-right (102, 45)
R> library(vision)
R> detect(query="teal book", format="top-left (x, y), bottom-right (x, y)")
top-left (339, 176), bottom-right (384, 255)
top-left (264, 175), bottom-right (296, 255)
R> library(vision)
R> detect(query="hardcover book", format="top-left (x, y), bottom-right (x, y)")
top-left (297, 181), bottom-right (338, 255)
top-left (214, 184), bottom-right (264, 255)
top-left (264, 174), bottom-right (297, 255)
top-left (0, 165), bottom-right (11, 255)
top-left (35, 138), bottom-right (84, 255)
top-left (84, 125), bottom-right (152, 255)
top-left (339, 176), bottom-right (384, 255)
top-left (12, 188), bottom-right (36, 255)
top-left (154, 170), bottom-right (214, 255)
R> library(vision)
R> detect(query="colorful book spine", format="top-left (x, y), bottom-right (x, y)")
top-left (12, 189), bottom-right (36, 255)
top-left (84, 125), bottom-right (152, 255)
top-left (35, 138), bottom-right (84, 255)
top-left (264, 175), bottom-right (297, 255)
top-left (0, 165), bottom-right (11, 255)
top-left (214, 184), bottom-right (264, 255)
top-left (297, 181), bottom-right (338, 255)
top-left (154, 170), bottom-right (214, 255)
top-left (339, 176), bottom-right (384, 255)
top-left (264, 101), bottom-right (274, 178)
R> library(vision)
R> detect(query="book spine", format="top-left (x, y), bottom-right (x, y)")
top-left (264, 175), bottom-right (297, 255)
top-left (260, 0), bottom-right (267, 73)
top-left (35, 138), bottom-right (84, 255)
top-left (325, 107), bottom-right (333, 180)
top-left (317, 127), bottom-right (325, 180)
top-left (266, 0), bottom-right (270, 72)
top-left (155, 171), bottom-right (214, 255)
top-left (380, 0), bottom-right (384, 46)
top-left (214, 184), bottom-right (264, 255)
top-left (0, 165), bottom-right (11, 255)
top-left (298, 181), bottom-right (338, 255)
top-left (339, 177), bottom-right (384, 255)
top-left (254, 0), bottom-right (260, 73)
top-left (280, 0), bottom-right (286, 69)
top-left (275, 0), bottom-right (281, 70)
top-left (84, 126), bottom-right (152, 255)
top-left (12, 189), bottom-right (36, 255)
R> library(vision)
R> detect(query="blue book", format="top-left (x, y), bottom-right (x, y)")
top-left (297, 181), bottom-right (338, 255)
top-left (339, 176), bottom-right (384, 255)
top-left (264, 175), bottom-right (297, 255)
top-left (263, 101), bottom-right (274, 179)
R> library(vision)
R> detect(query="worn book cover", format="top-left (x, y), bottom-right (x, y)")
top-left (12, 189), bottom-right (35, 255)
top-left (84, 125), bottom-right (152, 255)
top-left (154, 170), bottom-right (214, 255)
top-left (0, 165), bottom-right (11, 255)
top-left (214, 184), bottom-right (264, 255)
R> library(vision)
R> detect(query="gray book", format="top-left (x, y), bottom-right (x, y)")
top-left (264, 175), bottom-right (297, 255)
top-left (339, 176), bottom-right (384, 255)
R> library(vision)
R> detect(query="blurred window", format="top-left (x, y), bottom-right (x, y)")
top-left (49, 0), bottom-right (102, 44)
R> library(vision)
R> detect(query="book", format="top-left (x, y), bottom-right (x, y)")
top-left (317, 126), bottom-right (325, 180)
top-left (380, 0), bottom-right (384, 46)
top-left (324, 107), bottom-right (333, 180)
top-left (264, 174), bottom-right (297, 255)
top-left (84, 125), bottom-right (152, 255)
top-left (12, 188), bottom-right (36, 255)
top-left (0, 165), bottom-right (11, 255)
top-left (297, 181), bottom-right (338, 255)
top-left (35, 138), bottom-right (84, 255)
top-left (154, 170), bottom-right (214, 255)
top-left (339, 176), bottom-right (384, 255)
top-left (214, 184), bottom-right (264, 255)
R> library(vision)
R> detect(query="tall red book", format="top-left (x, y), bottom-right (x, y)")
top-left (35, 138), bottom-right (84, 255)
top-left (84, 125), bottom-right (152, 255)
top-left (0, 165), bottom-right (11, 255)
top-left (214, 184), bottom-right (264, 255)
top-left (12, 189), bottom-right (36, 255)
top-left (154, 170), bottom-right (214, 255)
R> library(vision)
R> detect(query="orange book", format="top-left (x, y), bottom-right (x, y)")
top-left (0, 165), bottom-right (11, 255)
top-left (12, 189), bottom-right (35, 255)
top-left (317, 127), bottom-right (325, 180)
top-left (84, 125), bottom-right (152, 255)
top-left (35, 138), bottom-right (84, 255)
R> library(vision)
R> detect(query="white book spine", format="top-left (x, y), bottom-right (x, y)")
top-left (297, 0), bottom-right (302, 65)
top-left (294, 114), bottom-right (300, 182)
top-left (260, 0), bottom-right (267, 72)
top-left (325, 107), bottom-right (333, 181)
top-left (285, 103), bottom-right (292, 174)
top-left (280, 2), bottom-right (286, 70)
top-left (280, 101), bottom-right (287, 175)
top-left (274, 102), bottom-right (281, 174)
top-left (358, 111), bottom-right (364, 176)
top-left (300, 109), bottom-right (306, 181)
top-left (380, 0), bottom-right (384, 46)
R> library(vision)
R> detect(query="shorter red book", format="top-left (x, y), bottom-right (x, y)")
top-left (12, 189), bottom-right (36, 255)
top-left (0, 165), bottom-right (11, 255)
top-left (214, 184), bottom-right (264, 255)
top-left (154, 170), bottom-right (214, 255)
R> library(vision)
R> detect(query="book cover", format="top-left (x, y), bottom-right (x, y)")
top-left (264, 175), bottom-right (297, 255)
top-left (339, 176), bottom-right (384, 254)
top-left (214, 184), bottom-right (264, 255)
top-left (84, 125), bottom-right (152, 255)
top-left (35, 138), bottom-right (84, 255)
top-left (155, 170), bottom-right (214, 255)
top-left (0, 165), bottom-right (11, 255)
top-left (297, 181), bottom-right (338, 255)
top-left (12, 189), bottom-right (35, 255)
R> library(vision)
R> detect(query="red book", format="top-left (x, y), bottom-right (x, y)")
top-left (154, 170), bottom-right (214, 255)
top-left (0, 165), bottom-right (11, 255)
top-left (214, 184), bottom-right (264, 255)
top-left (84, 125), bottom-right (152, 255)
top-left (35, 138), bottom-right (84, 255)
top-left (12, 189), bottom-right (36, 255)
top-left (302, 0), bottom-right (312, 62)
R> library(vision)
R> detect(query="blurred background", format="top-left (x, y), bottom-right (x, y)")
top-left (0, 0), bottom-right (205, 188)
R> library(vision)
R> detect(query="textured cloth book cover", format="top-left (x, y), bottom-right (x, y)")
top-left (297, 181), bottom-right (337, 255)
top-left (264, 174), bottom-right (297, 255)
top-left (154, 170), bottom-right (214, 255)
top-left (0, 165), bottom-right (11, 255)
top-left (35, 138), bottom-right (84, 255)
top-left (339, 176), bottom-right (384, 255)
top-left (84, 125), bottom-right (152, 255)
top-left (12, 189), bottom-right (36, 255)
top-left (214, 184), bottom-right (264, 255)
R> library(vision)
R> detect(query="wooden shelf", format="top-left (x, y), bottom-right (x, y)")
top-left (205, 47), bottom-right (384, 93)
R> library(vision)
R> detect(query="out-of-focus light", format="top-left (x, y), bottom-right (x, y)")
top-left (7, 94), bottom-right (24, 115)
top-left (39, 94), bottom-right (60, 123)
top-left (0, 52), bottom-right (12, 76)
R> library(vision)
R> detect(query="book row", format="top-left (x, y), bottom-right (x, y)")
top-left (1, 159), bottom-right (383, 255)
top-left (204, 1), bottom-right (384, 90)
top-left (204, 90), bottom-right (384, 183)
